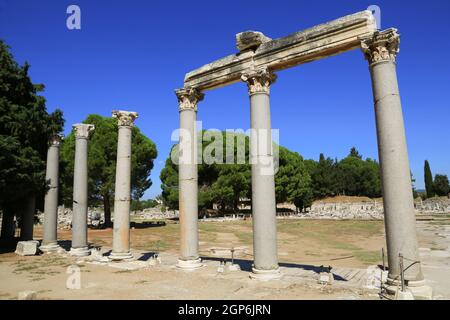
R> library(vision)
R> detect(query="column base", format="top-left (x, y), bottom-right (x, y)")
top-left (249, 267), bottom-right (282, 281)
top-left (109, 251), bottom-right (134, 261)
top-left (70, 247), bottom-right (91, 257)
top-left (385, 277), bottom-right (433, 300)
top-left (39, 242), bottom-right (60, 253)
top-left (176, 258), bottom-right (203, 270)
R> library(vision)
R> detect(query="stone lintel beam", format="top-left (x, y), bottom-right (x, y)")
top-left (184, 10), bottom-right (377, 91)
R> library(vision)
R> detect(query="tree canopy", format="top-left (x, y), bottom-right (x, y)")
top-left (60, 114), bottom-right (157, 226)
top-left (161, 133), bottom-right (383, 215)
top-left (0, 40), bottom-right (64, 222)
top-left (433, 174), bottom-right (450, 197)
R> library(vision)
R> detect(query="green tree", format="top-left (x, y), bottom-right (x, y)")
top-left (0, 40), bottom-right (64, 237)
top-left (60, 114), bottom-right (157, 227)
top-left (337, 148), bottom-right (381, 198)
top-left (308, 154), bottom-right (340, 198)
top-left (349, 146), bottom-right (362, 159)
top-left (160, 131), bottom-right (311, 214)
top-left (433, 174), bottom-right (450, 197)
top-left (275, 147), bottom-right (312, 212)
top-left (130, 199), bottom-right (158, 211)
top-left (424, 160), bottom-right (434, 198)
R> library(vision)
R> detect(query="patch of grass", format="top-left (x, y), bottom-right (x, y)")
top-left (234, 231), bottom-right (253, 245)
top-left (331, 242), bottom-right (361, 251)
top-left (134, 240), bottom-right (169, 252)
top-left (352, 250), bottom-right (381, 264)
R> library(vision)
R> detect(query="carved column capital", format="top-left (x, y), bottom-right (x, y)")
top-left (112, 110), bottom-right (138, 127)
top-left (360, 28), bottom-right (400, 65)
top-left (175, 87), bottom-right (204, 112)
top-left (241, 68), bottom-right (277, 96)
top-left (49, 135), bottom-right (63, 147)
top-left (73, 123), bottom-right (95, 139)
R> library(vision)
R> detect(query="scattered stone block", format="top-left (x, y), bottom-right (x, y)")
top-left (396, 290), bottom-right (415, 300)
top-left (318, 272), bottom-right (334, 285)
top-left (148, 256), bottom-right (162, 266)
top-left (227, 264), bottom-right (241, 272)
top-left (15, 241), bottom-right (39, 256)
top-left (18, 291), bottom-right (37, 300)
top-left (236, 31), bottom-right (271, 52)
top-left (217, 263), bottom-right (225, 273)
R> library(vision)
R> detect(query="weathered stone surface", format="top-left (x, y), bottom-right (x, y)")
top-left (236, 31), bottom-right (271, 52)
top-left (18, 291), bottom-right (37, 300)
top-left (15, 240), bottom-right (39, 256)
top-left (184, 11), bottom-right (376, 90)
top-left (318, 272), bottom-right (334, 285)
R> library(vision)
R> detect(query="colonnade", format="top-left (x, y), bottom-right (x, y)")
top-left (175, 29), bottom-right (425, 287)
top-left (39, 111), bottom-right (137, 260)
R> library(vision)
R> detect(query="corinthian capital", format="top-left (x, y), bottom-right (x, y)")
top-left (112, 110), bottom-right (138, 127)
top-left (73, 123), bottom-right (95, 139)
top-left (175, 87), bottom-right (204, 112)
top-left (360, 28), bottom-right (400, 65)
top-left (49, 135), bottom-right (63, 147)
top-left (241, 68), bottom-right (277, 96)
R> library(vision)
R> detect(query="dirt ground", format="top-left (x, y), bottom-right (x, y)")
top-left (0, 219), bottom-right (448, 300)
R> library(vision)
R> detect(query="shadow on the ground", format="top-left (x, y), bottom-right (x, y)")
top-left (130, 221), bottom-right (166, 229)
top-left (137, 252), bottom-right (159, 261)
top-left (200, 256), bottom-right (347, 281)
top-left (57, 240), bottom-right (72, 251)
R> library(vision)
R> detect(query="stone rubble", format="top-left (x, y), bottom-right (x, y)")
top-left (15, 240), bottom-right (39, 256)
top-left (17, 291), bottom-right (37, 300)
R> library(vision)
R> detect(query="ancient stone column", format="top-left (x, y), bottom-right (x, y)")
top-left (110, 110), bottom-right (138, 261)
top-left (361, 29), bottom-right (430, 298)
top-left (70, 123), bottom-right (95, 257)
top-left (20, 195), bottom-right (36, 241)
top-left (241, 68), bottom-right (281, 280)
top-left (175, 87), bottom-right (204, 270)
top-left (40, 135), bottom-right (62, 252)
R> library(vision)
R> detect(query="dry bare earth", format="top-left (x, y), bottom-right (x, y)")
top-left (1, 219), bottom-right (446, 300)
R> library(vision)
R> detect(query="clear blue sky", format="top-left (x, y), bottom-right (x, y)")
top-left (1, 0), bottom-right (449, 198)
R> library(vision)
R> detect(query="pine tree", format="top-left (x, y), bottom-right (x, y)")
top-left (424, 160), bottom-right (434, 198)
top-left (0, 40), bottom-right (64, 237)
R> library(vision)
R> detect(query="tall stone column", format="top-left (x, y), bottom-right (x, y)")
top-left (110, 110), bottom-right (138, 261)
top-left (175, 87), bottom-right (204, 270)
top-left (241, 68), bottom-right (281, 280)
top-left (40, 135), bottom-right (62, 252)
top-left (70, 123), bottom-right (95, 257)
top-left (361, 29), bottom-right (430, 298)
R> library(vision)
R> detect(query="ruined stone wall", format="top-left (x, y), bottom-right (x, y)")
top-left (301, 197), bottom-right (450, 220)
top-left (36, 205), bottom-right (179, 229)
